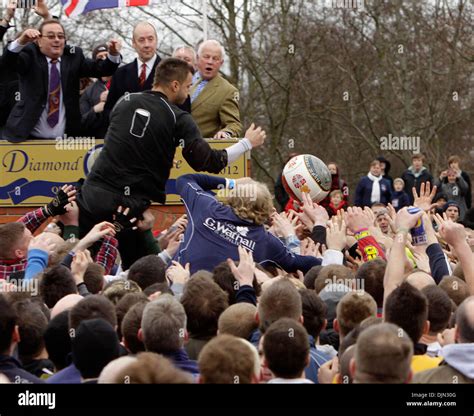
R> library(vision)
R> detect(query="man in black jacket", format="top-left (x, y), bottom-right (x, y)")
top-left (77, 58), bottom-right (266, 269)
top-left (104, 21), bottom-right (161, 123)
top-left (1, 20), bottom-right (121, 142)
top-left (401, 154), bottom-right (434, 205)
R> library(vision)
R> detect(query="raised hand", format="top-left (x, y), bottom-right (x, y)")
top-left (227, 246), bottom-right (255, 288)
top-left (245, 123), bottom-right (266, 149)
top-left (413, 182), bottom-right (437, 212)
top-left (44, 185), bottom-right (76, 217)
top-left (113, 206), bottom-right (138, 233)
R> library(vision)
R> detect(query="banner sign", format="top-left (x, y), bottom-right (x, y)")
top-left (0, 140), bottom-right (248, 207)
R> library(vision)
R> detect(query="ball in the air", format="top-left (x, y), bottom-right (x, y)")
top-left (282, 155), bottom-right (332, 203)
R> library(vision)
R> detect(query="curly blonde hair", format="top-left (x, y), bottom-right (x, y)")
top-left (226, 181), bottom-right (274, 225)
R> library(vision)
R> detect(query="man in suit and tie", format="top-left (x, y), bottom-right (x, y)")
top-left (191, 40), bottom-right (242, 139)
top-left (1, 19), bottom-right (121, 142)
top-left (104, 21), bottom-right (161, 116)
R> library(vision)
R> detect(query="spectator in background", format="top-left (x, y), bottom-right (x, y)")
top-left (0, 0), bottom-right (51, 130)
top-left (447, 155), bottom-right (472, 209)
top-left (376, 156), bottom-right (394, 190)
top-left (191, 39), bottom-right (242, 139)
top-left (104, 22), bottom-right (161, 117)
top-left (80, 44), bottom-right (112, 139)
top-left (172, 45), bottom-right (196, 113)
top-left (354, 160), bottom-right (392, 208)
top-left (391, 178), bottom-right (410, 211)
top-left (173, 45), bottom-right (197, 70)
top-left (326, 190), bottom-right (347, 218)
top-left (401, 154), bottom-right (434, 205)
top-left (443, 201), bottom-right (461, 223)
top-left (437, 168), bottom-right (469, 221)
top-left (1, 20), bottom-right (121, 142)
top-left (320, 162), bottom-right (349, 211)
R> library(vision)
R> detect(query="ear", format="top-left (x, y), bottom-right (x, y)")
top-left (137, 328), bottom-right (143, 342)
top-left (14, 248), bottom-right (25, 260)
top-left (333, 319), bottom-right (340, 334)
top-left (349, 357), bottom-right (356, 379)
top-left (321, 319), bottom-right (327, 332)
top-left (255, 312), bottom-right (260, 325)
top-left (299, 315), bottom-right (304, 325)
top-left (305, 353), bottom-right (310, 369)
top-left (454, 325), bottom-right (461, 343)
top-left (405, 370), bottom-right (413, 384)
top-left (12, 325), bottom-right (20, 344)
top-left (423, 320), bottom-right (430, 336)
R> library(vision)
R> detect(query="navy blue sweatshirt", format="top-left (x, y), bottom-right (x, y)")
top-left (175, 174), bottom-right (322, 274)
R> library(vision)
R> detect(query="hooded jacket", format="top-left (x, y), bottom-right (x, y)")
top-left (413, 344), bottom-right (474, 384)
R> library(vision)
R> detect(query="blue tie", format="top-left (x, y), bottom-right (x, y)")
top-left (191, 79), bottom-right (208, 103)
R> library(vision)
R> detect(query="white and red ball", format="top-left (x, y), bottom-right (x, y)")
top-left (282, 155), bottom-right (332, 204)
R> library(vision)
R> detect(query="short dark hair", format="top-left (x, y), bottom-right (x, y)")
top-left (384, 282), bottom-right (428, 345)
top-left (421, 286), bottom-right (453, 334)
top-left (38, 20), bottom-right (66, 36)
top-left (12, 300), bottom-right (49, 362)
top-left (143, 282), bottom-right (174, 297)
top-left (115, 292), bottom-right (148, 340)
top-left (121, 301), bottom-right (148, 354)
top-left (456, 298), bottom-right (474, 343)
top-left (102, 279), bottom-right (141, 305)
top-left (299, 289), bottom-right (326, 339)
top-left (303, 265), bottom-right (323, 289)
top-left (153, 58), bottom-right (194, 87)
top-left (356, 259), bottom-right (386, 308)
top-left (0, 294), bottom-right (17, 354)
top-left (263, 318), bottom-right (309, 379)
top-left (412, 153), bottom-right (425, 161)
top-left (212, 261), bottom-right (261, 305)
top-left (83, 263), bottom-right (105, 295)
top-left (39, 265), bottom-right (77, 309)
top-left (69, 295), bottom-right (117, 331)
top-left (0, 222), bottom-right (25, 259)
top-left (44, 310), bottom-right (71, 371)
top-left (181, 274), bottom-right (229, 338)
top-left (128, 255), bottom-right (166, 291)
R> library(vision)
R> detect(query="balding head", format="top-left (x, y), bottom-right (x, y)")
top-left (51, 294), bottom-right (83, 319)
top-left (132, 21), bottom-right (158, 63)
top-left (456, 297), bottom-right (474, 343)
top-left (98, 356), bottom-right (137, 384)
top-left (406, 271), bottom-right (436, 291)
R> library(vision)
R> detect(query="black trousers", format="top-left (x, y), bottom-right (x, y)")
top-left (76, 182), bottom-right (151, 271)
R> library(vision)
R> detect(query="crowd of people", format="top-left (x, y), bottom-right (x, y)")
top-left (0, 0), bottom-right (473, 386)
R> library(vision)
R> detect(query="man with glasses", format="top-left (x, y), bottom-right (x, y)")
top-left (191, 40), bottom-right (242, 139)
top-left (1, 19), bottom-right (121, 142)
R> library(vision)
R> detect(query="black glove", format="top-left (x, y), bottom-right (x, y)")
top-left (44, 189), bottom-right (70, 217)
top-left (112, 207), bottom-right (138, 233)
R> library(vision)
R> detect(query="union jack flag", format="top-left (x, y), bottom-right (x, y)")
top-left (60, 0), bottom-right (155, 17)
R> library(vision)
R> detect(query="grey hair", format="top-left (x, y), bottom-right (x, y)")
top-left (141, 295), bottom-right (187, 354)
top-left (197, 39), bottom-right (225, 61)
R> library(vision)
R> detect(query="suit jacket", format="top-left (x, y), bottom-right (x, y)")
top-left (190, 74), bottom-right (242, 139)
top-left (1, 43), bottom-right (120, 142)
top-left (104, 56), bottom-right (161, 113)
